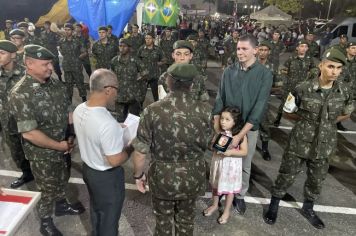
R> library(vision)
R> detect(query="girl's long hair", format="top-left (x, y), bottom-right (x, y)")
top-left (221, 106), bottom-right (244, 136)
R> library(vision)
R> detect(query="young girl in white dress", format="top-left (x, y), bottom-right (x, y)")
top-left (203, 107), bottom-right (248, 224)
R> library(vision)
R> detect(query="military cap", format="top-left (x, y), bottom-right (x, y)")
top-left (165, 27), bottom-right (172, 31)
top-left (186, 34), bottom-right (198, 41)
top-left (24, 44), bottom-right (55, 60)
top-left (74, 23), bottom-right (82, 28)
top-left (145, 32), bottom-right (155, 38)
top-left (306, 29), bottom-right (314, 35)
top-left (5, 20), bottom-right (13, 24)
top-left (98, 26), bottom-right (108, 31)
top-left (258, 40), bottom-right (272, 50)
top-left (132, 24), bottom-right (139, 28)
top-left (167, 63), bottom-right (198, 82)
top-left (107, 25), bottom-right (113, 29)
top-left (9, 29), bottom-right (25, 37)
top-left (297, 39), bottom-right (309, 46)
top-left (0, 40), bottom-right (17, 53)
top-left (119, 38), bottom-right (131, 47)
top-left (173, 40), bottom-right (193, 52)
top-left (17, 22), bottom-right (29, 28)
top-left (321, 48), bottom-right (347, 65)
top-left (347, 41), bottom-right (356, 48)
top-left (64, 23), bottom-right (74, 30)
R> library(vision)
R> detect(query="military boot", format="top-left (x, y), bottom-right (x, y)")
top-left (273, 113), bottom-right (282, 127)
top-left (263, 196), bottom-right (281, 225)
top-left (40, 217), bottom-right (63, 236)
top-left (301, 200), bottom-right (325, 229)
top-left (81, 96), bottom-right (87, 102)
top-left (261, 141), bottom-right (271, 161)
top-left (336, 122), bottom-right (347, 131)
top-left (55, 199), bottom-right (85, 216)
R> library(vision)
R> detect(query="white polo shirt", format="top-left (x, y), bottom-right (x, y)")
top-left (73, 102), bottom-right (124, 171)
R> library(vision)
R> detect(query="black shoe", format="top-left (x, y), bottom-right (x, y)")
top-left (40, 217), bottom-right (63, 236)
top-left (301, 201), bottom-right (325, 229)
top-left (10, 173), bottom-right (34, 188)
top-left (81, 96), bottom-right (87, 102)
top-left (337, 122), bottom-right (347, 131)
top-left (55, 199), bottom-right (85, 216)
top-left (263, 196), bottom-right (281, 225)
top-left (233, 198), bottom-right (246, 215)
top-left (273, 113), bottom-right (282, 127)
top-left (262, 150), bottom-right (271, 161)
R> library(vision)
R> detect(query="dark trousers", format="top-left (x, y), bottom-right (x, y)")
top-left (83, 163), bottom-right (125, 236)
top-left (148, 79), bottom-right (159, 102)
top-left (115, 101), bottom-right (141, 123)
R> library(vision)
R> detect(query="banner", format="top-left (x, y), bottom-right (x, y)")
top-left (143, 0), bottom-right (179, 26)
top-left (68, 0), bottom-right (140, 40)
top-left (35, 0), bottom-right (71, 27)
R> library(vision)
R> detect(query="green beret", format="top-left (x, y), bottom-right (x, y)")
top-left (340, 34), bottom-right (348, 39)
top-left (64, 23), bottom-right (74, 30)
top-left (5, 20), bottom-right (13, 24)
top-left (347, 41), bottom-right (356, 48)
top-left (107, 25), bottom-right (113, 29)
top-left (119, 38), bottom-right (131, 47)
top-left (0, 40), bottom-right (17, 53)
top-left (173, 40), bottom-right (193, 52)
top-left (306, 30), bottom-right (314, 35)
top-left (258, 41), bottom-right (272, 50)
top-left (24, 44), bottom-right (55, 60)
top-left (297, 40), bottom-right (309, 46)
top-left (9, 29), bottom-right (25, 37)
top-left (186, 34), bottom-right (198, 41)
top-left (98, 26), bottom-right (108, 31)
top-left (321, 48), bottom-right (347, 65)
top-left (74, 23), bottom-right (82, 28)
top-left (145, 32), bottom-right (155, 38)
top-left (167, 64), bottom-right (198, 82)
top-left (17, 22), bottom-right (29, 28)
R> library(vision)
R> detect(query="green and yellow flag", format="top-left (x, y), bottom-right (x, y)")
top-left (143, 0), bottom-right (179, 26)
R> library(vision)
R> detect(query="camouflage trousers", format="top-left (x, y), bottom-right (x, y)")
top-left (64, 70), bottom-right (86, 100)
top-left (259, 104), bottom-right (272, 142)
top-left (30, 157), bottom-right (68, 218)
top-left (2, 128), bottom-right (31, 173)
top-left (152, 197), bottom-right (196, 236)
top-left (115, 101), bottom-right (142, 123)
top-left (271, 153), bottom-right (329, 201)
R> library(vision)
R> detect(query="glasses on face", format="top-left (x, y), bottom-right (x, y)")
top-left (104, 85), bottom-right (118, 90)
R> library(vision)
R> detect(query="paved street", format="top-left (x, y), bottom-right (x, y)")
top-left (1, 53), bottom-right (356, 235)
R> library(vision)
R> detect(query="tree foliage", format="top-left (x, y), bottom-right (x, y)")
top-left (264, 0), bottom-right (303, 14)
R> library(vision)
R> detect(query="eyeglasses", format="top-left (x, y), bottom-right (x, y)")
top-left (104, 85), bottom-right (118, 90)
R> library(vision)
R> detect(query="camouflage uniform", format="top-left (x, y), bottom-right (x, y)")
top-left (197, 37), bottom-right (210, 60)
top-left (132, 91), bottom-right (211, 236)
top-left (191, 46), bottom-right (207, 75)
top-left (74, 34), bottom-right (92, 76)
top-left (137, 45), bottom-right (164, 101)
top-left (41, 30), bottom-right (62, 80)
top-left (159, 37), bottom-right (175, 68)
top-left (276, 54), bottom-right (316, 116)
top-left (92, 39), bottom-right (118, 69)
top-left (224, 38), bottom-right (238, 66)
top-left (24, 34), bottom-right (42, 46)
top-left (307, 40), bottom-right (319, 58)
top-left (331, 44), bottom-right (347, 56)
top-left (128, 34), bottom-right (145, 55)
top-left (340, 57), bottom-right (356, 99)
top-left (0, 63), bottom-right (30, 175)
top-left (9, 74), bottom-right (71, 218)
top-left (269, 40), bottom-right (285, 73)
top-left (110, 54), bottom-right (147, 122)
top-left (272, 77), bottom-right (354, 201)
top-left (59, 37), bottom-right (87, 101)
top-left (15, 51), bottom-right (25, 66)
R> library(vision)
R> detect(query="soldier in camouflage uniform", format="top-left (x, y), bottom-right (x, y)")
top-left (132, 63), bottom-right (211, 236)
top-left (158, 40), bottom-right (209, 102)
top-left (197, 29), bottom-right (210, 60)
top-left (41, 21), bottom-right (62, 81)
top-left (341, 41), bottom-right (356, 97)
top-left (9, 45), bottom-right (84, 236)
top-left (274, 40), bottom-right (316, 126)
top-left (269, 30), bottom-right (285, 73)
top-left (9, 29), bottom-right (26, 66)
top-left (0, 40), bottom-right (34, 188)
top-left (331, 34), bottom-right (348, 56)
top-left (159, 27), bottom-right (175, 71)
top-left (92, 26), bottom-right (118, 69)
top-left (187, 34), bottom-right (207, 75)
top-left (264, 48), bottom-right (354, 229)
top-left (305, 30), bottom-right (319, 58)
top-left (257, 41), bottom-right (275, 161)
top-left (17, 21), bottom-right (42, 45)
top-left (110, 38), bottom-right (148, 122)
top-left (59, 23), bottom-right (87, 103)
top-left (4, 20), bottom-right (13, 40)
top-left (74, 23), bottom-right (92, 76)
top-left (137, 32), bottom-right (165, 102)
top-left (224, 29), bottom-right (239, 67)
top-left (128, 24), bottom-right (145, 56)
top-left (107, 25), bottom-right (119, 46)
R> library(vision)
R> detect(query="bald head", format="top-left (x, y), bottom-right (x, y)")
top-left (90, 69), bottom-right (118, 93)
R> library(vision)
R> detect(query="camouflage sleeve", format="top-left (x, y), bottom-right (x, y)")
top-left (343, 88), bottom-right (355, 115)
top-left (131, 107), bottom-right (152, 154)
top-left (350, 110), bottom-right (356, 122)
top-left (79, 40), bottom-right (86, 54)
top-left (10, 93), bottom-right (38, 133)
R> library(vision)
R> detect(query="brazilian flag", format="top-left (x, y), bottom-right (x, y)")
top-left (143, 0), bottom-right (179, 26)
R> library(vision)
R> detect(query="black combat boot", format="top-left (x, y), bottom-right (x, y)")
top-left (273, 113), bottom-right (282, 127)
top-left (233, 197), bottom-right (246, 215)
top-left (40, 217), bottom-right (63, 236)
top-left (263, 196), bottom-right (281, 225)
top-left (261, 141), bottom-right (271, 161)
top-left (301, 200), bottom-right (325, 229)
top-left (10, 172), bottom-right (34, 188)
top-left (336, 122), bottom-right (347, 131)
top-left (55, 199), bottom-right (85, 216)
top-left (81, 96), bottom-right (87, 102)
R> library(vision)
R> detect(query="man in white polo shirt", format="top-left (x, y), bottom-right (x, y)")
top-left (73, 69), bottom-right (133, 236)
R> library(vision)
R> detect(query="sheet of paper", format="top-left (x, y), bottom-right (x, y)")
top-left (122, 113), bottom-right (140, 146)
top-left (0, 201), bottom-right (25, 230)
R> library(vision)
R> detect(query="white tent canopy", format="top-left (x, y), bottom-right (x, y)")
top-left (250, 5), bottom-right (292, 21)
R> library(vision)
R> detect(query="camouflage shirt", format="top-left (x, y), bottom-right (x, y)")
top-left (284, 54), bottom-right (315, 89)
top-left (0, 63), bottom-right (25, 129)
top-left (137, 45), bottom-right (164, 80)
top-left (24, 34), bottom-right (42, 46)
top-left (9, 74), bottom-right (70, 160)
top-left (132, 91), bottom-right (211, 199)
top-left (269, 40), bottom-right (285, 65)
top-left (128, 34), bottom-right (145, 55)
top-left (197, 37), bottom-right (210, 58)
top-left (159, 38), bottom-right (175, 65)
top-left (110, 54), bottom-right (147, 102)
top-left (92, 39), bottom-right (118, 69)
top-left (59, 37), bottom-right (85, 71)
top-left (191, 47), bottom-right (207, 75)
top-left (224, 37), bottom-right (238, 57)
top-left (287, 77), bottom-right (354, 160)
top-left (41, 30), bottom-right (60, 56)
top-left (15, 51), bottom-right (25, 67)
top-left (306, 40), bottom-right (319, 57)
